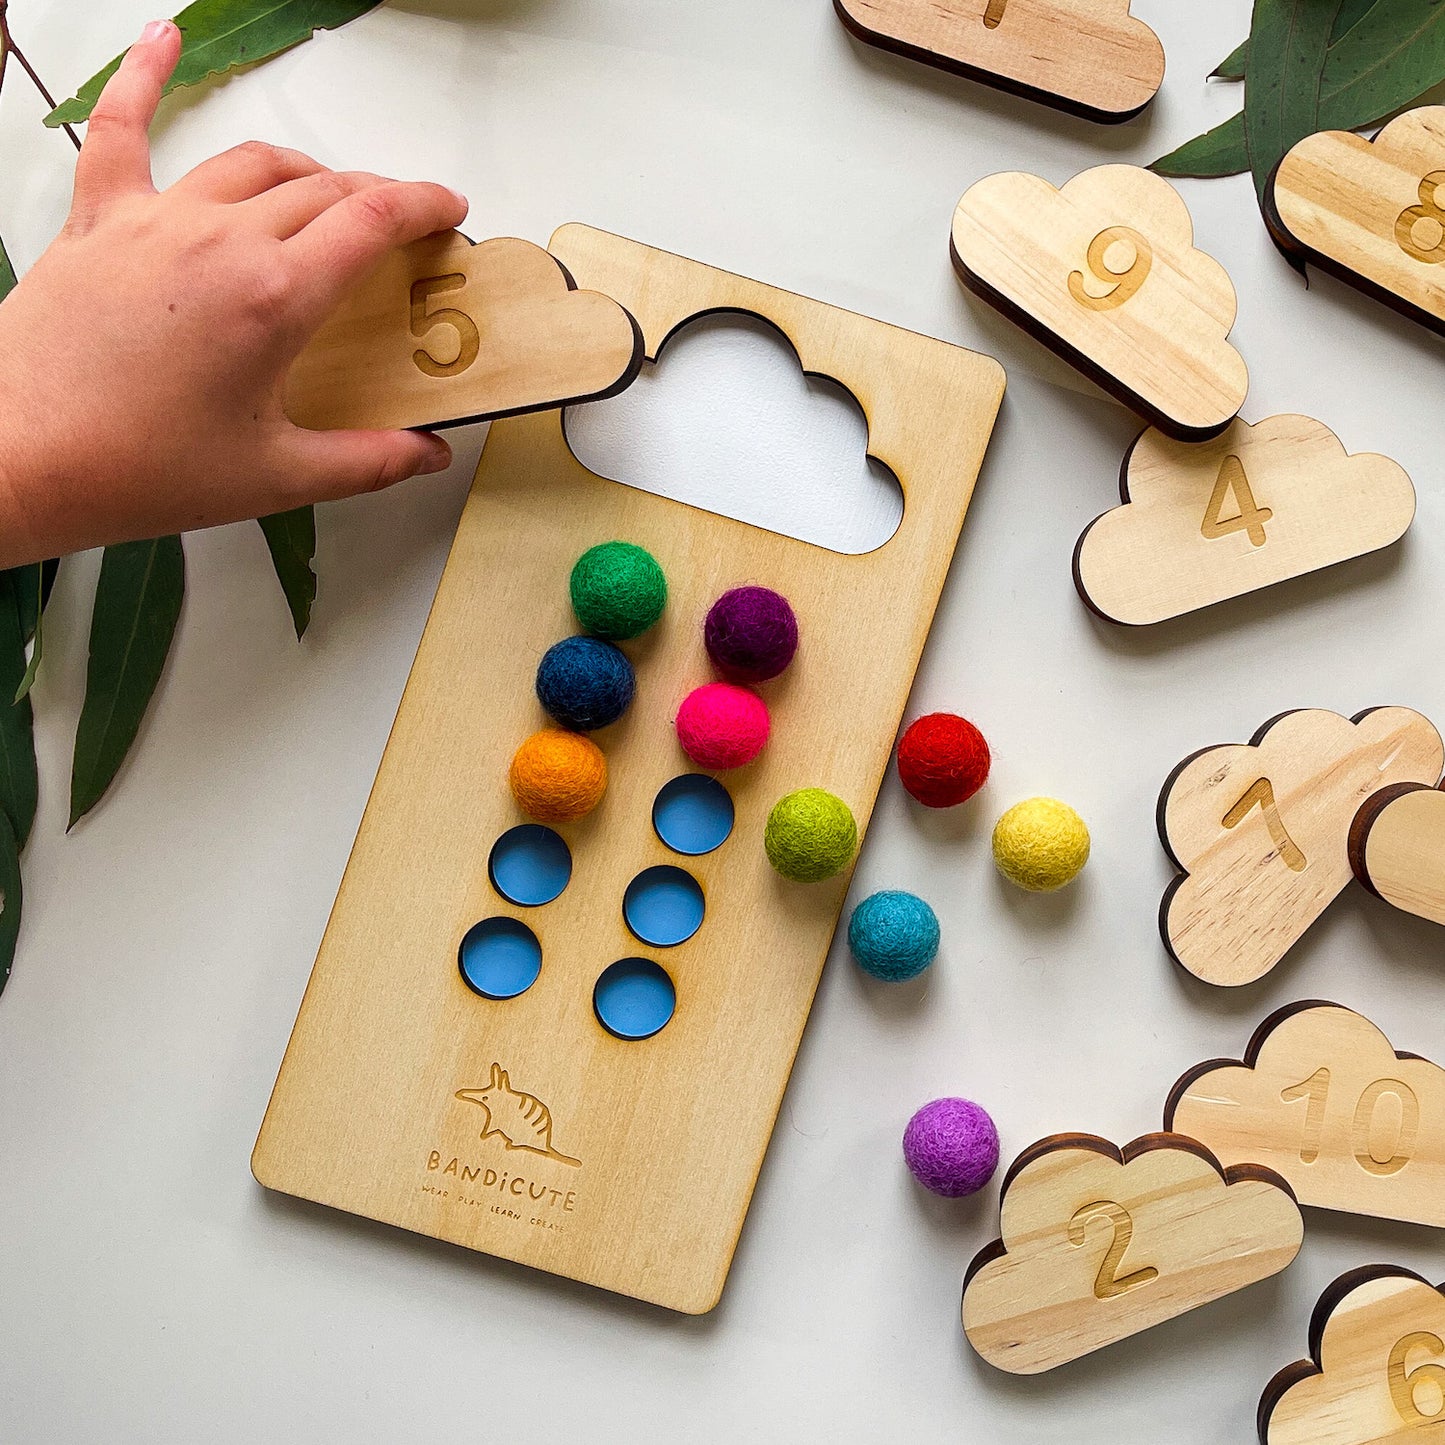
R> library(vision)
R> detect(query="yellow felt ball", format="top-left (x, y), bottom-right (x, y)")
top-left (509, 729), bottom-right (607, 823)
top-left (992, 797), bottom-right (1090, 893)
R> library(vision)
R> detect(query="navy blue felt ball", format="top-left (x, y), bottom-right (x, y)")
top-left (535, 636), bottom-right (636, 732)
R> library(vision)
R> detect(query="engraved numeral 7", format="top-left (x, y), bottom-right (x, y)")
top-left (1223, 778), bottom-right (1306, 872)
top-left (983, 0), bottom-right (1008, 27)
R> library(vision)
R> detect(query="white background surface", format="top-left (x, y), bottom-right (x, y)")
top-left (3, 2), bottom-right (1445, 1441)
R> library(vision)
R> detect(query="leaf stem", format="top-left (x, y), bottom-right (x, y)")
top-left (0, 0), bottom-right (80, 150)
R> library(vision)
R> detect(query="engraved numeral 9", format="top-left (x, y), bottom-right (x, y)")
top-left (1068, 227), bottom-right (1153, 312)
top-left (1068, 1201), bottom-right (1159, 1301)
top-left (983, 0), bottom-right (1008, 27)
top-left (1280, 1068), bottom-right (1420, 1175)
top-left (1223, 778), bottom-right (1306, 872)
top-left (1388, 1331), bottom-right (1445, 1426)
top-left (411, 273), bottom-right (481, 378)
top-left (1395, 172), bottom-right (1445, 265)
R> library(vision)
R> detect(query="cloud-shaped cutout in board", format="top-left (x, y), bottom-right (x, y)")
top-left (951, 165), bottom-right (1248, 440)
top-left (1167, 1002), bottom-right (1445, 1228)
top-left (1268, 106), bottom-right (1445, 337)
top-left (285, 232), bottom-right (644, 432)
top-left (1074, 415), bottom-right (1416, 625)
top-left (832, 0), bottom-right (1164, 124)
top-left (1260, 1265), bottom-right (1445, 1444)
top-left (1158, 708), bottom-right (1444, 987)
top-left (961, 1133), bottom-right (1303, 1375)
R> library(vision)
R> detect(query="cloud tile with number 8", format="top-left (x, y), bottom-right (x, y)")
top-left (951, 164), bottom-right (1248, 439)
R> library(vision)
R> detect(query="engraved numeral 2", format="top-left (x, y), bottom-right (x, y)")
top-left (1280, 1068), bottom-right (1420, 1176)
top-left (411, 273), bottom-right (481, 379)
top-left (1388, 1331), bottom-right (1445, 1425)
top-left (1395, 172), bottom-right (1445, 265)
top-left (983, 0), bottom-right (1008, 27)
top-left (1202, 455), bottom-right (1271, 548)
top-left (1223, 778), bottom-right (1306, 872)
top-left (1068, 227), bottom-right (1153, 312)
top-left (1068, 1201), bottom-right (1159, 1301)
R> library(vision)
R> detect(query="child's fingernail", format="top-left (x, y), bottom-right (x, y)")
top-left (141, 19), bottom-right (175, 41)
top-left (447, 188), bottom-right (469, 212)
top-left (418, 442), bottom-right (452, 475)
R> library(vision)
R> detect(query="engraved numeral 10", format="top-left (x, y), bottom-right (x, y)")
top-left (1280, 1067), bottom-right (1421, 1175)
top-left (1395, 172), bottom-right (1445, 265)
top-left (1068, 228), bottom-right (1153, 312)
top-left (411, 273), bottom-right (481, 379)
top-left (1223, 778), bottom-right (1306, 872)
top-left (1388, 1331), bottom-right (1445, 1426)
top-left (983, 0), bottom-right (1008, 28)
top-left (1068, 1201), bottom-right (1159, 1301)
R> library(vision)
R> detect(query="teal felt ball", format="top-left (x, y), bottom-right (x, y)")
top-left (847, 891), bottom-right (940, 981)
top-left (570, 541), bottom-right (667, 641)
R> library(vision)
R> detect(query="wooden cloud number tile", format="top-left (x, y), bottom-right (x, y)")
top-left (1168, 1003), bottom-right (1445, 1229)
top-left (1268, 106), bottom-right (1445, 336)
top-left (1158, 708), bottom-right (1444, 987)
top-left (1351, 783), bottom-right (1445, 928)
top-left (952, 165), bottom-right (1248, 441)
top-left (833, 0), bottom-right (1164, 124)
top-left (1074, 415), bottom-right (1416, 626)
top-left (961, 1134), bottom-right (1303, 1375)
top-left (1261, 1267), bottom-right (1445, 1445)
top-left (285, 232), bottom-right (644, 433)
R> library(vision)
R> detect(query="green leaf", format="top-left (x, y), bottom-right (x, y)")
top-left (258, 507), bottom-right (316, 639)
top-left (1217, 2), bottom-right (1379, 81)
top-left (0, 572), bottom-right (37, 848)
top-left (1212, 41), bottom-right (1249, 80)
top-left (1319, 0), bottom-right (1445, 130)
top-left (1152, 110), bottom-right (1250, 177)
top-left (0, 809), bottom-right (23, 1000)
top-left (69, 537), bottom-right (185, 827)
top-left (0, 234), bottom-right (15, 303)
top-left (11, 559), bottom-right (59, 702)
top-left (46, 0), bottom-right (383, 127)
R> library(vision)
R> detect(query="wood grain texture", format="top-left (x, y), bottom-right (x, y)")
top-left (832, 0), bottom-right (1164, 124)
top-left (951, 165), bottom-right (1248, 440)
top-left (1158, 708), bottom-right (1444, 987)
top-left (253, 224), bottom-right (1006, 1314)
top-left (1167, 1002), bottom-right (1445, 1229)
top-left (1259, 1265), bottom-right (1445, 1444)
top-left (1267, 107), bottom-right (1445, 337)
top-left (285, 232), bottom-right (644, 432)
top-left (1074, 415), bottom-right (1416, 626)
top-left (961, 1133), bottom-right (1302, 1375)
top-left (1350, 783), bottom-right (1445, 927)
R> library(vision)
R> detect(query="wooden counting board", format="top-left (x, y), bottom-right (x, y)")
top-left (951, 165), bottom-right (1249, 440)
top-left (1267, 107), bottom-right (1445, 336)
top-left (1074, 416), bottom-right (1416, 626)
top-left (1167, 1003), bottom-right (1445, 1229)
top-left (961, 1133), bottom-right (1303, 1375)
top-left (252, 225), bottom-right (1006, 1313)
top-left (1260, 1266), bottom-right (1445, 1444)
top-left (1158, 708), bottom-right (1444, 987)
top-left (832, 0), bottom-right (1165, 124)
top-left (284, 232), bottom-right (644, 432)
top-left (1351, 783), bottom-right (1445, 928)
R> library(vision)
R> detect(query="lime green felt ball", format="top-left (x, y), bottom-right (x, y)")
top-left (992, 797), bottom-right (1090, 892)
top-left (569, 541), bottom-right (667, 641)
top-left (765, 788), bottom-right (858, 883)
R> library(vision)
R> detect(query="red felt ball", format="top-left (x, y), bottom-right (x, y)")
top-left (896, 713), bottom-right (990, 809)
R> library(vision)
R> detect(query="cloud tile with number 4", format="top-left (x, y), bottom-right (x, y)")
top-left (1158, 709), bottom-right (1443, 988)
top-left (285, 232), bottom-right (644, 433)
top-left (962, 1134), bottom-right (1303, 1375)
top-left (951, 165), bottom-right (1247, 439)
top-left (1074, 415), bottom-right (1415, 625)
top-left (1168, 1003), bottom-right (1445, 1229)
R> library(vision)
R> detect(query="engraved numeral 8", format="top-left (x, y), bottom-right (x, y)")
top-left (1395, 172), bottom-right (1445, 265)
top-left (1068, 228), bottom-right (1153, 311)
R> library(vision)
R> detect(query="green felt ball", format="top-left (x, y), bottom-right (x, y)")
top-left (569, 542), bottom-right (667, 641)
top-left (764, 788), bottom-right (858, 883)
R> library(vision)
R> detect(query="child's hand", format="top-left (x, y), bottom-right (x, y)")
top-left (0, 19), bottom-right (469, 567)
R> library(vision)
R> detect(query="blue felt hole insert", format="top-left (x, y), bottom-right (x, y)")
top-left (623, 865), bottom-right (705, 948)
top-left (458, 917), bottom-right (543, 1000)
top-left (489, 824), bottom-right (572, 907)
top-left (652, 774), bottom-right (735, 856)
top-left (593, 958), bottom-right (676, 1041)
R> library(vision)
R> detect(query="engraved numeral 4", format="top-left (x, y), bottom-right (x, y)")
top-left (1202, 455), bottom-right (1271, 548)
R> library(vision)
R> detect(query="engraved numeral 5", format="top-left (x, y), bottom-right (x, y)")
top-left (1223, 778), bottom-right (1306, 872)
top-left (1395, 172), bottom-right (1445, 265)
top-left (1388, 1331), bottom-right (1445, 1425)
top-left (1068, 1201), bottom-right (1159, 1301)
top-left (983, 0), bottom-right (1008, 27)
top-left (411, 273), bottom-right (481, 379)
top-left (1068, 228), bottom-right (1153, 312)
top-left (1202, 455), bottom-right (1271, 548)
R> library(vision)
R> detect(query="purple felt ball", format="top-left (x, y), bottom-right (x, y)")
top-left (902, 1098), bottom-right (999, 1199)
top-left (704, 586), bottom-right (799, 682)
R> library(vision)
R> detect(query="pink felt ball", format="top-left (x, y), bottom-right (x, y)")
top-left (902, 1097), bottom-right (999, 1198)
top-left (675, 683), bottom-right (770, 770)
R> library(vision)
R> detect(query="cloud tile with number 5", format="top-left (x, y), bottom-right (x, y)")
top-left (1074, 415), bottom-right (1415, 626)
top-left (1260, 1266), bottom-right (1445, 1444)
top-left (961, 1133), bottom-right (1303, 1375)
top-left (284, 232), bottom-right (644, 432)
top-left (951, 164), bottom-right (1247, 440)
top-left (1268, 106), bottom-right (1445, 336)
top-left (1158, 709), bottom-right (1443, 988)
top-left (1168, 1004), bottom-right (1445, 1229)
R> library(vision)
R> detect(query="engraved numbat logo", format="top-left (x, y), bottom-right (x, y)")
top-left (455, 1064), bottom-right (581, 1167)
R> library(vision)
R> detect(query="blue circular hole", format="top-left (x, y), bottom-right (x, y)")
top-left (489, 824), bottom-right (572, 907)
top-left (652, 774), bottom-right (735, 856)
top-left (623, 865), bottom-right (705, 948)
top-left (593, 958), bottom-right (676, 1040)
top-left (458, 917), bottom-right (542, 1000)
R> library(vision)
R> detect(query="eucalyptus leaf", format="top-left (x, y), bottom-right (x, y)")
top-left (0, 234), bottom-right (14, 302)
top-left (13, 567), bottom-right (43, 704)
top-left (0, 808), bottom-right (22, 1000)
top-left (69, 537), bottom-right (185, 828)
top-left (1152, 111), bottom-right (1250, 177)
top-left (11, 558), bottom-right (56, 647)
top-left (1212, 41), bottom-right (1248, 80)
top-left (1320, 0), bottom-right (1445, 128)
top-left (0, 572), bottom-right (37, 847)
top-left (46, 0), bottom-right (383, 127)
top-left (258, 506), bottom-right (316, 640)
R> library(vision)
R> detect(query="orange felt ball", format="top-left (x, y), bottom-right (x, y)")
top-left (509, 729), bottom-right (607, 822)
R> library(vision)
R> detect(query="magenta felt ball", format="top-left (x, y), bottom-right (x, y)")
top-left (902, 1098), bottom-right (999, 1198)
top-left (675, 683), bottom-right (770, 770)
top-left (704, 587), bottom-right (799, 682)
